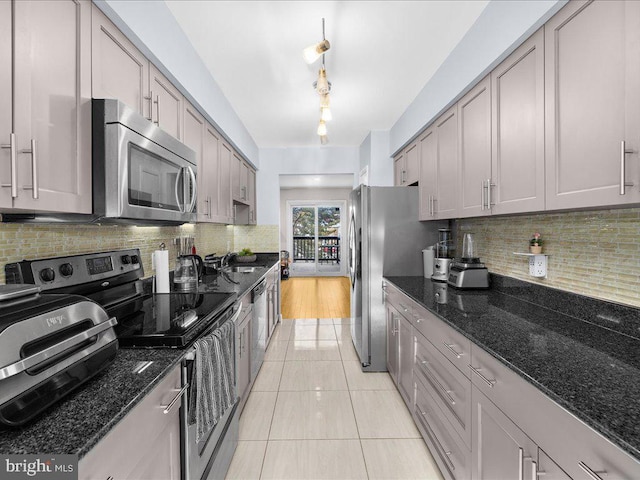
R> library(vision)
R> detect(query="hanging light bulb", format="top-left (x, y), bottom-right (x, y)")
top-left (303, 39), bottom-right (330, 64)
top-left (321, 106), bottom-right (332, 122)
top-left (320, 93), bottom-right (330, 108)
top-left (320, 135), bottom-right (329, 145)
top-left (316, 68), bottom-right (329, 95)
top-left (317, 119), bottom-right (328, 136)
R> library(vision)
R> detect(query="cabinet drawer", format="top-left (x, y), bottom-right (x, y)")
top-left (414, 331), bottom-right (471, 449)
top-left (413, 306), bottom-right (471, 378)
top-left (79, 364), bottom-right (182, 479)
top-left (414, 377), bottom-right (471, 480)
top-left (385, 283), bottom-right (424, 326)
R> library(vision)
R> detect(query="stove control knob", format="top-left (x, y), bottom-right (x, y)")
top-left (130, 255), bottom-right (140, 265)
top-left (40, 267), bottom-right (55, 283)
top-left (59, 263), bottom-right (73, 277)
top-left (121, 255), bottom-right (131, 265)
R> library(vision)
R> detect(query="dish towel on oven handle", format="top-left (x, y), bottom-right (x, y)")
top-left (188, 319), bottom-right (236, 443)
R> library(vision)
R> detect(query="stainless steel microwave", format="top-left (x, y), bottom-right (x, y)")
top-left (92, 99), bottom-right (197, 225)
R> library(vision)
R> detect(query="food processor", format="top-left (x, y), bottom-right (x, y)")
top-left (447, 233), bottom-right (489, 289)
top-left (431, 228), bottom-right (454, 282)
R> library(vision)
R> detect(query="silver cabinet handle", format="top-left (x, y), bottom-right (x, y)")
top-left (442, 342), bottom-right (463, 359)
top-left (418, 357), bottom-right (456, 405)
top-left (429, 195), bottom-right (434, 216)
top-left (21, 139), bottom-right (38, 199)
top-left (398, 303), bottom-right (409, 313)
top-left (162, 384), bottom-right (188, 414)
top-left (154, 94), bottom-right (160, 126)
top-left (432, 196), bottom-right (437, 216)
top-left (144, 90), bottom-right (153, 121)
top-left (0, 317), bottom-right (117, 380)
top-left (481, 180), bottom-right (486, 211)
top-left (578, 461), bottom-right (607, 480)
top-left (518, 448), bottom-right (524, 480)
top-left (417, 407), bottom-right (455, 471)
top-left (531, 459), bottom-right (538, 479)
top-left (242, 185), bottom-right (247, 200)
top-left (620, 140), bottom-right (634, 195)
top-left (486, 178), bottom-right (495, 209)
top-left (0, 132), bottom-right (17, 198)
top-left (468, 364), bottom-right (496, 388)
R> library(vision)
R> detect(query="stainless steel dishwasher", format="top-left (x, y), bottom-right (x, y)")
top-left (251, 279), bottom-right (267, 381)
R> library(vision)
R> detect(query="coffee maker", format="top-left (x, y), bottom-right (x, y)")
top-left (431, 228), bottom-right (454, 282)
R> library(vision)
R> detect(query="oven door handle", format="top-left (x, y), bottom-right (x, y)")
top-left (0, 317), bottom-right (117, 380)
top-left (183, 302), bottom-right (243, 362)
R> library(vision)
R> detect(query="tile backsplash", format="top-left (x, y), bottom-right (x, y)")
top-left (456, 208), bottom-right (640, 307)
top-left (0, 222), bottom-right (278, 283)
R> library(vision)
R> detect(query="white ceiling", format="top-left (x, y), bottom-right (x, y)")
top-left (165, 1), bottom-right (489, 149)
top-left (280, 174), bottom-right (354, 189)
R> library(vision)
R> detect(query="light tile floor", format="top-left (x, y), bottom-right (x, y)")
top-left (226, 318), bottom-right (444, 480)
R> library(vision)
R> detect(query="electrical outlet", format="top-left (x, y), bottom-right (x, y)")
top-left (529, 255), bottom-right (547, 278)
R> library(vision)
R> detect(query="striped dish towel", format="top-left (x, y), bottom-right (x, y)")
top-left (188, 320), bottom-right (236, 443)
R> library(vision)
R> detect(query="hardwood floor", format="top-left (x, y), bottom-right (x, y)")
top-left (280, 276), bottom-right (351, 319)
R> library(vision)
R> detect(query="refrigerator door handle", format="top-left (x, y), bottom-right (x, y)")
top-left (349, 212), bottom-right (356, 289)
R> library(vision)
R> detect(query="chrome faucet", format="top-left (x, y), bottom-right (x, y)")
top-left (221, 252), bottom-right (237, 268)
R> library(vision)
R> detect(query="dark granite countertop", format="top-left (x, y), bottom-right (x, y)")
top-left (0, 254), bottom-right (280, 457)
top-left (384, 274), bottom-right (640, 461)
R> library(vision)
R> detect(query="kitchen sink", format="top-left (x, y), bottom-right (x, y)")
top-left (227, 266), bottom-right (256, 273)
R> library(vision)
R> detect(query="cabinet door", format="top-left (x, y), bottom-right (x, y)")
top-left (491, 28), bottom-right (545, 215)
top-left (91, 5), bottom-right (150, 118)
top-left (435, 106), bottom-right (459, 219)
top-left (397, 313), bottom-right (414, 407)
top-left (150, 64), bottom-right (183, 140)
top-left (13, 0), bottom-right (92, 214)
top-left (404, 142), bottom-right (420, 185)
top-left (201, 124), bottom-right (221, 223)
top-left (231, 150), bottom-right (242, 202)
top-left (394, 153), bottom-right (404, 186)
top-left (219, 141), bottom-right (233, 222)
top-left (545, 1), bottom-right (640, 209)
top-left (459, 76), bottom-right (491, 218)
top-left (0, 1), bottom-right (12, 209)
top-left (239, 159), bottom-right (249, 203)
top-left (386, 303), bottom-right (399, 384)
top-left (537, 449), bottom-right (572, 480)
top-left (247, 167), bottom-right (256, 224)
top-left (472, 387), bottom-right (538, 480)
top-left (236, 312), bottom-right (252, 413)
top-left (418, 127), bottom-right (437, 220)
top-left (183, 103), bottom-right (205, 220)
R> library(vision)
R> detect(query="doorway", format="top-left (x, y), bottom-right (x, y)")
top-left (287, 201), bottom-right (346, 277)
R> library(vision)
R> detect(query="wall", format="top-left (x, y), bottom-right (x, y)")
top-left (390, 0), bottom-right (565, 154)
top-left (456, 208), bottom-right (640, 307)
top-left (359, 131), bottom-right (393, 187)
top-left (257, 147), bottom-right (360, 225)
top-left (279, 187), bottom-right (352, 248)
top-left (0, 221), bottom-right (279, 284)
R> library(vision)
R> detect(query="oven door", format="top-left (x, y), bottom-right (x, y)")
top-left (101, 122), bottom-right (197, 224)
top-left (181, 304), bottom-right (242, 480)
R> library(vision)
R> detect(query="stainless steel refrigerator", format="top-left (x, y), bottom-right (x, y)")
top-left (349, 185), bottom-right (445, 371)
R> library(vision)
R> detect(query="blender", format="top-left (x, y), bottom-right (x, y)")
top-left (431, 228), bottom-right (454, 282)
top-left (447, 233), bottom-right (489, 289)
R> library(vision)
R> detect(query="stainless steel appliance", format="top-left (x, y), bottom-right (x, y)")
top-left (348, 185), bottom-right (444, 371)
top-left (432, 228), bottom-right (454, 282)
top-left (92, 99), bottom-right (198, 225)
top-left (251, 280), bottom-right (267, 381)
top-left (0, 284), bottom-right (118, 426)
top-left (174, 255), bottom-right (204, 291)
top-left (447, 232), bottom-right (490, 289)
top-left (6, 249), bottom-right (240, 479)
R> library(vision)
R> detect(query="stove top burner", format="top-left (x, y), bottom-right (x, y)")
top-left (111, 291), bottom-right (235, 348)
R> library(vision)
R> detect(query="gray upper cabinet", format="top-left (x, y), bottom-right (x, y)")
top-left (247, 167), bottom-right (257, 224)
top-left (458, 76), bottom-right (491, 218)
top-left (150, 64), bottom-right (184, 141)
top-left (418, 127), bottom-right (437, 220)
top-left (0, 1), bottom-right (13, 209)
top-left (183, 103), bottom-right (205, 220)
top-left (545, 0), bottom-right (640, 209)
top-left (201, 122), bottom-right (221, 223)
top-left (12, 0), bottom-right (92, 214)
top-left (491, 28), bottom-right (545, 215)
top-left (435, 106), bottom-right (459, 219)
top-left (394, 143), bottom-right (419, 186)
top-left (219, 141), bottom-right (234, 223)
top-left (394, 151), bottom-right (404, 186)
top-left (92, 5), bottom-right (150, 119)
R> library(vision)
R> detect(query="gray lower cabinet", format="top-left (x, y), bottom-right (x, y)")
top-left (472, 387), bottom-right (538, 480)
top-left (265, 264), bottom-right (280, 343)
top-left (235, 292), bottom-right (253, 414)
top-left (386, 303), bottom-right (400, 385)
top-left (79, 364), bottom-right (183, 480)
top-left (538, 449), bottom-right (572, 480)
top-left (397, 313), bottom-right (414, 406)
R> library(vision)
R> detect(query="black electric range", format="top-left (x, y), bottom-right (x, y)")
top-left (5, 249), bottom-right (236, 348)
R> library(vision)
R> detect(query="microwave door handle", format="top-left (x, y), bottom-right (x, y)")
top-left (174, 167), bottom-right (185, 213)
top-left (187, 166), bottom-right (197, 213)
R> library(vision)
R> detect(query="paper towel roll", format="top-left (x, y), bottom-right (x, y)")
top-left (152, 249), bottom-right (170, 293)
top-left (422, 248), bottom-right (435, 278)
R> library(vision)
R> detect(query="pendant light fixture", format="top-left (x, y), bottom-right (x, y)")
top-left (304, 19), bottom-right (334, 145)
